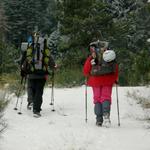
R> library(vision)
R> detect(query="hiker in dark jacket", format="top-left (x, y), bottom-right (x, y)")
top-left (21, 32), bottom-right (56, 117)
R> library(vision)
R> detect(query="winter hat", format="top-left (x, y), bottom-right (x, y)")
top-left (103, 50), bottom-right (116, 62)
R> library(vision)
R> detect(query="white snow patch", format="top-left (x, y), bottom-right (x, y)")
top-left (0, 86), bottom-right (150, 150)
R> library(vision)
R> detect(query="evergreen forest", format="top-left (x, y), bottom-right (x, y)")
top-left (1, 0), bottom-right (150, 87)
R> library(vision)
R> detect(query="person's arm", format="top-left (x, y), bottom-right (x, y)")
top-left (83, 56), bottom-right (92, 77)
top-left (20, 51), bottom-right (27, 66)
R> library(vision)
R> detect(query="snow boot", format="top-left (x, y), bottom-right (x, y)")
top-left (102, 100), bottom-right (111, 127)
top-left (96, 118), bottom-right (103, 126)
top-left (103, 112), bottom-right (111, 128)
top-left (33, 111), bottom-right (41, 118)
top-left (27, 102), bottom-right (33, 110)
top-left (94, 103), bottom-right (103, 126)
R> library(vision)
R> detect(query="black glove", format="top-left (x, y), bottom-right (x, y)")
top-left (115, 80), bottom-right (118, 84)
top-left (21, 60), bottom-right (31, 76)
top-left (20, 69), bottom-right (27, 77)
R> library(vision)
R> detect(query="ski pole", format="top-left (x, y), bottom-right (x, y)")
top-left (18, 77), bottom-right (27, 114)
top-left (50, 70), bottom-right (55, 111)
top-left (14, 76), bottom-right (24, 110)
top-left (116, 83), bottom-right (120, 126)
top-left (49, 42), bottom-right (57, 111)
top-left (85, 78), bottom-right (88, 123)
top-left (50, 70), bottom-right (54, 105)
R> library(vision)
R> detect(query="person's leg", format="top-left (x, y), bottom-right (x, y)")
top-left (101, 85), bottom-right (112, 113)
top-left (102, 100), bottom-right (111, 126)
top-left (94, 102), bottom-right (103, 126)
top-left (27, 79), bottom-right (34, 109)
top-left (92, 87), bottom-right (103, 126)
top-left (92, 86), bottom-right (102, 104)
top-left (33, 79), bottom-right (46, 114)
top-left (101, 85), bottom-right (113, 127)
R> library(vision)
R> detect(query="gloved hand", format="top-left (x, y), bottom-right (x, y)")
top-left (91, 59), bottom-right (96, 65)
top-left (20, 69), bottom-right (27, 77)
top-left (54, 64), bottom-right (58, 69)
top-left (44, 75), bottom-right (48, 80)
top-left (115, 80), bottom-right (119, 84)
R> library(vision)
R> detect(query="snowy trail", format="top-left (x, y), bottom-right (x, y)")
top-left (0, 86), bottom-right (150, 150)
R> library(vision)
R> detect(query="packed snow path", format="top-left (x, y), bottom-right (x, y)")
top-left (0, 86), bottom-right (150, 150)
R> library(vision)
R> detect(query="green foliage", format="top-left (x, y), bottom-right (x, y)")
top-left (0, 94), bottom-right (8, 113)
top-left (3, 0), bottom-right (57, 46)
top-left (0, 84), bottom-right (9, 133)
top-left (0, 2), bottom-right (8, 41)
top-left (0, 41), bottom-right (19, 74)
top-left (115, 48), bottom-right (133, 85)
top-left (115, 47), bottom-right (150, 86)
top-left (125, 2), bottom-right (150, 52)
top-left (0, 102), bottom-right (8, 133)
top-left (128, 49), bottom-right (150, 85)
top-left (51, 66), bottom-right (84, 88)
top-left (56, 0), bottom-right (150, 86)
top-left (1, 0), bottom-right (150, 86)
top-left (58, 0), bottom-right (112, 47)
top-left (57, 45), bottom-right (88, 67)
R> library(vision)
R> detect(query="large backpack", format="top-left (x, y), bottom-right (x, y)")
top-left (21, 36), bottom-right (51, 75)
top-left (89, 41), bottom-right (117, 76)
top-left (90, 60), bottom-right (116, 76)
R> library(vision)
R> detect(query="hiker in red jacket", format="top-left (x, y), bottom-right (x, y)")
top-left (83, 41), bottom-right (118, 127)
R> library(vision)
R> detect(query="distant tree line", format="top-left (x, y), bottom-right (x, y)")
top-left (0, 0), bottom-right (150, 86)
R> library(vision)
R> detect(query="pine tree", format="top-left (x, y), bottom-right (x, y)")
top-left (3, 0), bottom-right (57, 47)
top-left (0, 2), bottom-right (8, 42)
top-left (58, 0), bottom-right (113, 47)
top-left (0, 89), bottom-right (9, 134)
top-left (48, 22), bottom-right (60, 58)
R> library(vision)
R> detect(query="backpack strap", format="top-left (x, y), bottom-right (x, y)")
top-left (42, 39), bottom-right (51, 73)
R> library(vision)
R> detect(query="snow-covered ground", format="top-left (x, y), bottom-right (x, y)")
top-left (0, 86), bottom-right (150, 150)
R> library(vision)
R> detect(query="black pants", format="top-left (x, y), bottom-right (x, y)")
top-left (27, 79), bottom-right (33, 104)
top-left (29, 78), bottom-right (46, 112)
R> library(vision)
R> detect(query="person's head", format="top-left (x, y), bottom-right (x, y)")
top-left (89, 43), bottom-right (107, 59)
top-left (33, 32), bottom-right (40, 42)
top-left (89, 44), bottom-right (100, 58)
top-left (90, 47), bottom-right (96, 58)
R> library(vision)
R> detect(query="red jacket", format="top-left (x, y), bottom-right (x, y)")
top-left (83, 56), bottom-right (119, 87)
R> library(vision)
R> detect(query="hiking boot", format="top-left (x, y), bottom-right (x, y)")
top-left (103, 113), bottom-right (111, 128)
top-left (27, 102), bottom-right (33, 110)
top-left (33, 111), bottom-right (41, 118)
top-left (96, 115), bottom-right (103, 127)
top-left (96, 121), bottom-right (103, 126)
